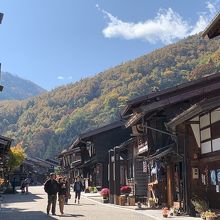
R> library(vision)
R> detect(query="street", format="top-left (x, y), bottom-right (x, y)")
top-left (1, 186), bottom-right (154, 220)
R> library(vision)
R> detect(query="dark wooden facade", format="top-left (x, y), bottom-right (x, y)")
top-left (59, 121), bottom-right (131, 188)
top-left (0, 135), bottom-right (12, 183)
top-left (168, 96), bottom-right (220, 211)
top-left (108, 136), bottom-right (152, 204)
top-left (12, 157), bottom-right (57, 186)
top-left (122, 72), bottom-right (220, 212)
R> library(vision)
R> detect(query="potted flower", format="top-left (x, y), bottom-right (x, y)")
top-left (120, 186), bottom-right (132, 196)
top-left (202, 210), bottom-right (217, 220)
top-left (170, 207), bottom-right (179, 216)
top-left (162, 207), bottom-right (169, 218)
top-left (100, 188), bottom-right (110, 203)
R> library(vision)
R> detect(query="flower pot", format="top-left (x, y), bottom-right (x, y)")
top-left (163, 214), bottom-right (168, 218)
top-left (119, 195), bottom-right (126, 206)
top-left (206, 217), bottom-right (216, 220)
top-left (128, 197), bottom-right (135, 206)
top-left (103, 198), bottom-right (109, 203)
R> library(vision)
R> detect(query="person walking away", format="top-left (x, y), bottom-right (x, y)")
top-left (20, 179), bottom-right (25, 193)
top-left (24, 177), bottom-right (30, 194)
top-left (58, 177), bottom-right (67, 215)
top-left (63, 177), bottom-right (70, 204)
top-left (73, 176), bottom-right (84, 204)
top-left (12, 177), bottom-right (16, 194)
top-left (44, 173), bottom-right (59, 215)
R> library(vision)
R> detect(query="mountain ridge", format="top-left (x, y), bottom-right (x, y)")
top-left (0, 34), bottom-right (219, 159)
top-left (0, 72), bottom-right (46, 100)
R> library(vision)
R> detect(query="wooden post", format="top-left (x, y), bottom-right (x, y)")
top-left (167, 164), bottom-right (173, 207)
top-left (183, 124), bottom-right (192, 215)
top-left (109, 149), bottom-right (114, 204)
top-left (114, 146), bottom-right (120, 205)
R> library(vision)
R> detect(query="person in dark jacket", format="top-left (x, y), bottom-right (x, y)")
top-left (44, 173), bottom-right (59, 215)
top-left (58, 177), bottom-right (67, 215)
top-left (63, 177), bottom-right (70, 204)
top-left (73, 176), bottom-right (84, 204)
top-left (12, 177), bottom-right (16, 194)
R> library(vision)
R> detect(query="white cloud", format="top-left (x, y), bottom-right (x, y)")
top-left (57, 76), bottom-right (64, 80)
top-left (57, 76), bottom-right (73, 81)
top-left (98, 1), bottom-right (219, 44)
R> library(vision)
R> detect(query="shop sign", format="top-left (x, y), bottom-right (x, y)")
top-left (138, 141), bottom-right (148, 154)
top-left (143, 161), bottom-right (147, 173)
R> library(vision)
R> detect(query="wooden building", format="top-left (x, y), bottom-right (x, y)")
top-left (0, 135), bottom-right (12, 182)
top-left (202, 11), bottom-right (220, 39)
top-left (12, 156), bottom-right (57, 186)
top-left (59, 121), bottom-right (131, 188)
top-left (58, 147), bottom-right (82, 184)
top-left (122, 72), bottom-right (220, 212)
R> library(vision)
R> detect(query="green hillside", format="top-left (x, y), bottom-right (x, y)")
top-left (0, 34), bottom-right (220, 159)
top-left (0, 72), bottom-right (46, 100)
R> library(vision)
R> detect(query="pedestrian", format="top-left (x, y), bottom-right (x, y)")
top-left (73, 176), bottom-right (84, 204)
top-left (24, 177), bottom-right (30, 194)
top-left (58, 177), bottom-right (67, 215)
top-left (20, 179), bottom-right (25, 193)
top-left (12, 177), bottom-right (16, 194)
top-left (44, 173), bottom-right (59, 215)
top-left (63, 177), bottom-right (71, 204)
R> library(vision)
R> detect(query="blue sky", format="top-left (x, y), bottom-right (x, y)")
top-left (0, 0), bottom-right (219, 90)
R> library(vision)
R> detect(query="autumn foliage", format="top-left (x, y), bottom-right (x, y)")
top-left (0, 35), bottom-right (219, 159)
top-left (7, 143), bottom-right (26, 173)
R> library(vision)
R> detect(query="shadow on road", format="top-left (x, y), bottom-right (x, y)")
top-left (0, 207), bottom-right (56, 220)
top-left (57, 213), bottom-right (85, 218)
top-left (2, 192), bottom-right (43, 205)
top-left (67, 203), bottom-right (95, 206)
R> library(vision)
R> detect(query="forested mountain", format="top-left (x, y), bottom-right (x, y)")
top-left (0, 34), bottom-right (220, 159)
top-left (0, 72), bottom-right (46, 100)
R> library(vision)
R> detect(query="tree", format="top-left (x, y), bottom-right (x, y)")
top-left (7, 143), bottom-right (26, 173)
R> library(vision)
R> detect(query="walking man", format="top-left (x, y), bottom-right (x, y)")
top-left (73, 176), bottom-right (84, 204)
top-left (44, 173), bottom-right (59, 215)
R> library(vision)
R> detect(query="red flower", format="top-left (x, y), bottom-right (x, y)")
top-left (100, 188), bottom-right (110, 197)
top-left (120, 186), bottom-right (131, 194)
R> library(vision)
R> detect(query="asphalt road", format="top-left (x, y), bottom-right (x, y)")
top-left (1, 186), bottom-right (154, 220)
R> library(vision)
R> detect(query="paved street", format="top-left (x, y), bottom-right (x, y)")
top-left (1, 186), bottom-right (154, 220)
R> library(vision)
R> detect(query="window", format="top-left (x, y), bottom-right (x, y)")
top-left (200, 113), bottom-right (210, 129)
top-left (201, 128), bottom-right (211, 141)
top-left (211, 108), bottom-right (220, 124)
top-left (201, 141), bottom-right (212, 154)
top-left (200, 107), bottom-right (220, 154)
top-left (212, 138), bottom-right (220, 152)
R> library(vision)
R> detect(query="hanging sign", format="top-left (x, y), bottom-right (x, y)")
top-left (138, 141), bottom-right (148, 154)
top-left (210, 170), bottom-right (217, 185)
top-left (143, 161), bottom-right (147, 173)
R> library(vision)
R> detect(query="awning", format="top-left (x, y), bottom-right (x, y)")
top-left (79, 157), bottom-right (96, 168)
top-left (202, 12), bottom-right (220, 39)
top-left (70, 160), bottom-right (82, 169)
top-left (145, 144), bottom-right (175, 162)
top-left (118, 138), bottom-right (134, 150)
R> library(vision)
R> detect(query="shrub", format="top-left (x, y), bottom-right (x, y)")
top-left (191, 197), bottom-right (209, 214)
